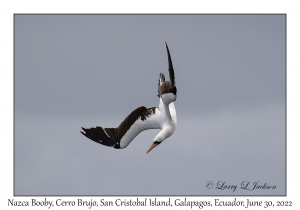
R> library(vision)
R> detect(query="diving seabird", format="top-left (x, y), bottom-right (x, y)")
top-left (80, 43), bottom-right (177, 154)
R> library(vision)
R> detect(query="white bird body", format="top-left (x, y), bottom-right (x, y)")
top-left (119, 98), bottom-right (177, 148)
top-left (81, 43), bottom-right (177, 153)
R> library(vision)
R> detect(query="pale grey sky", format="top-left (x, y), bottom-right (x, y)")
top-left (14, 14), bottom-right (285, 195)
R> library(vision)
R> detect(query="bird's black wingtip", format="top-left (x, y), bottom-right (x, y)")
top-left (80, 131), bottom-right (87, 137)
top-left (165, 42), bottom-right (171, 55)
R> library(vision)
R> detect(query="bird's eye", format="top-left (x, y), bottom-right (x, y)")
top-left (154, 141), bottom-right (161, 145)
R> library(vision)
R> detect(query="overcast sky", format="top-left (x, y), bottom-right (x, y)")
top-left (14, 14), bottom-right (285, 196)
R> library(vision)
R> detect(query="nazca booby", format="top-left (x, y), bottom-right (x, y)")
top-left (81, 43), bottom-right (177, 154)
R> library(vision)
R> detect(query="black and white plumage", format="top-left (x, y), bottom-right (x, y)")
top-left (80, 43), bottom-right (177, 154)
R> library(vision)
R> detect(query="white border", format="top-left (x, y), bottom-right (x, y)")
top-left (1, 0), bottom-right (299, 209)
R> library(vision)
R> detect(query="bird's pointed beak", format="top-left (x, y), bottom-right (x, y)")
top-left (146, 142), bottom-right (158, 154)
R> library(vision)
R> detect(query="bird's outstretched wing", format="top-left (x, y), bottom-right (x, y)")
top-left (166, 42), bottom-right (175, 87)
top-left (158, 43), bottom-right (177, 97)
top-left (81, 106), bottom-right (161, 149)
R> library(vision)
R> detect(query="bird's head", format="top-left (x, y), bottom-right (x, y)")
top-left (146, 126), bottom-right (175, 154)
top-left (146, 141), bottom-right (161, 154)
